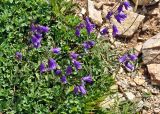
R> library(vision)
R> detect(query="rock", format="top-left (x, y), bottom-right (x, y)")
top-left (136, 100), bottom-right (144, 112)
top-left (130, 81), bottom-right (137, 87)
top-left (147, 64), bottom-right (160, 85)
top-left (143, 101), bottom-right (152, 109)
top-left (154, 108), bottom-right (160, 113)
top-left (80, 8), bottom-right (86, 15)
top-left (94, 1), bottom-right (105, 9)
top-left (131, 0), bottom-right (159, 6)
top-left (150, 88), bottom-right (159, 95)
top-left (134, 77), bottom-right (145, 85)
top-left (88, 0), bottom-right (103, 25)
top-left (110, 84), bottom-right (118, 91)
top-left (99, 93), bottom-right (124, 109)
top-left (134, 43), bottom-right (142, 54)
top-left (102, 5), bottom-right (110, 18)
top-left (142, 33), bottom-right (160, 64)
top-left (124, 92), bottom-right (135, 101)
top-left (112, 11), bottom-right (145, 37)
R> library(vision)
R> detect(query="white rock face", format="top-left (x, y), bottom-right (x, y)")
top-left (88, 0), bottom-right (103, 26)
top-left (124, 92), bottom-right (135, 101)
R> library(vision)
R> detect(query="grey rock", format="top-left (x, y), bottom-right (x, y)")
top-left (142, 33), bottom-right (160, 64)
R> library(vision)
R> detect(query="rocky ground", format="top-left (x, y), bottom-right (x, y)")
top-left (74, 0), bottom-right (160, 113)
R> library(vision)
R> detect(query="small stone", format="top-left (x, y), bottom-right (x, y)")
top-left (88, 0), bottom-right (103, 25)
top-left (154, 108), bottom-right (160, 113)
top-left (94, 1), bottom-right (105, 9)
top-left (151, 88), bottom-right (159, 95)
top-left (143, 101), bottom-right (151, 109)
top-left (130, 81), bottom-right (137, 87)
top-left (80, 8), bottom-right (86, 15)
top-left (147, 64), bottom-right (160, 85)
top-left (125, 92), bottom-right (135, 101)
top-left (134, 77), bottom-right (145, 85)
top-left (110, 85), bottom-right (118, 91)
top-left (136, 100), bottom-right (144, 112)
top-left (134, 42), bottom-right (143, 53)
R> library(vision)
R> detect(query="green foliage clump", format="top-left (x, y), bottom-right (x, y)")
top-left (0, 0), bottom-right (115, 113)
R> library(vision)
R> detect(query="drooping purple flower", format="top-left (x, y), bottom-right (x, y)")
top-left (85, 17), bottom-right (95, 34)
top-left (73, 60), bottom-right (82, 70)
top-left (75, 28), bottom-right (80, 37)
top-left (39, 63), bottom-right (46, 73)
top-left (82, 75), bottom-right (93, 83)
top-left (31, 24), bottom-right (37, 32)
top-left (83, 42), bottom-right (91, 49)
top-left (114, 12), bottom-right (127, 23)
top-left (54, 69), bottom-right (62, 75)
top-left (88, 41), bottom-right (95, 47)
top-left (33, 42), bottom-right (41, 48)
top-left (48, 58), bottom-right (57, 70)
top-left (128, 54), bottom-right (137, 61)
top-left (60, 76), bottom-right (67, 84)
top-left (15, 52), bottom-right (22, 60)
top-left (70, 52), bottom-right (79, 60)
top-left (83, 40), bottom-right (95, 50)
top-left (76, 23), bottom-right (85, 29)
top-left (79, 85), bottom-right (87, 95)
top-left (119, 54), bottom-right (128, 63)
top-left (66, 66), bottom-right (72, 75)
top-left (100, 27), bottom-right (108, 35)
top-left (51, 47), bottom-right (61, 54)
top-left (112, 24), bottom-right (119, 36)
top-left (124, 61), bottom-right (134, 71)
top-left (117, 5), bottom-right (123, 13)
top-left (35, 33), bottom-right (42, 39)
top-left (31, 35), bottom-right (42, 48)
top-left (73, 86), bottom-right (79, 94)
top-left (106, 11), bottom-right (113, 20)
top-left (37, 25), bottom-right (49, 33)
top-left (123, 1), bottom-right (131, 10)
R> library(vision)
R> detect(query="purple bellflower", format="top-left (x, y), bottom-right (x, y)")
top-left (123, 1), bottom-right (131, 10)
top-left (75, 28), bottom-right (80, 37)
top-left (117, 5), bottom-right (123, 13)
top-left (124, 61), bottom-right (134, 71)
top-left (15, 52), bottom-right (22, 60)
top-left (73, 86), bottom-right (79, 94)
top-left (48, 58), bottom-right (57, 70)
top-left (106, 11), bottom-right (113, 20)
top-left (73, 60), bottom-right (82, 70)
top-left (83, 40), bottom-right (95, 50)
top-left (54, 69), bottom-right (62, 76)
top-left (114, 12), bottom-right (127, 23)
top-left (112, 24), bottom-right (119, 36)
top-left (31, 24), bottom-right (37, 32)
top-left (119, 54), bottom-right (128, 63)
top-left (100, 27), bottom-right (108, 35)
top-left (82, 75), bottom-right (93, 83)
top-left (85, 17), bottom-right (95, 34)
top-left (79, 85), bottom-right (87, 95)
top-left (37, 25), bottom-right (49, 33)
top-left (39, 63), bottom-right (46, 74)
top-left (66, 66), bottom-right (72, 75)
top-left (51, 47), bottom-right (61, 54)
top-left (70, 52), bottom-right (79, 60)
top-left (128, 54), bottom-right (138, 61)
top-left (60, 76), bottom-right (67, 84)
